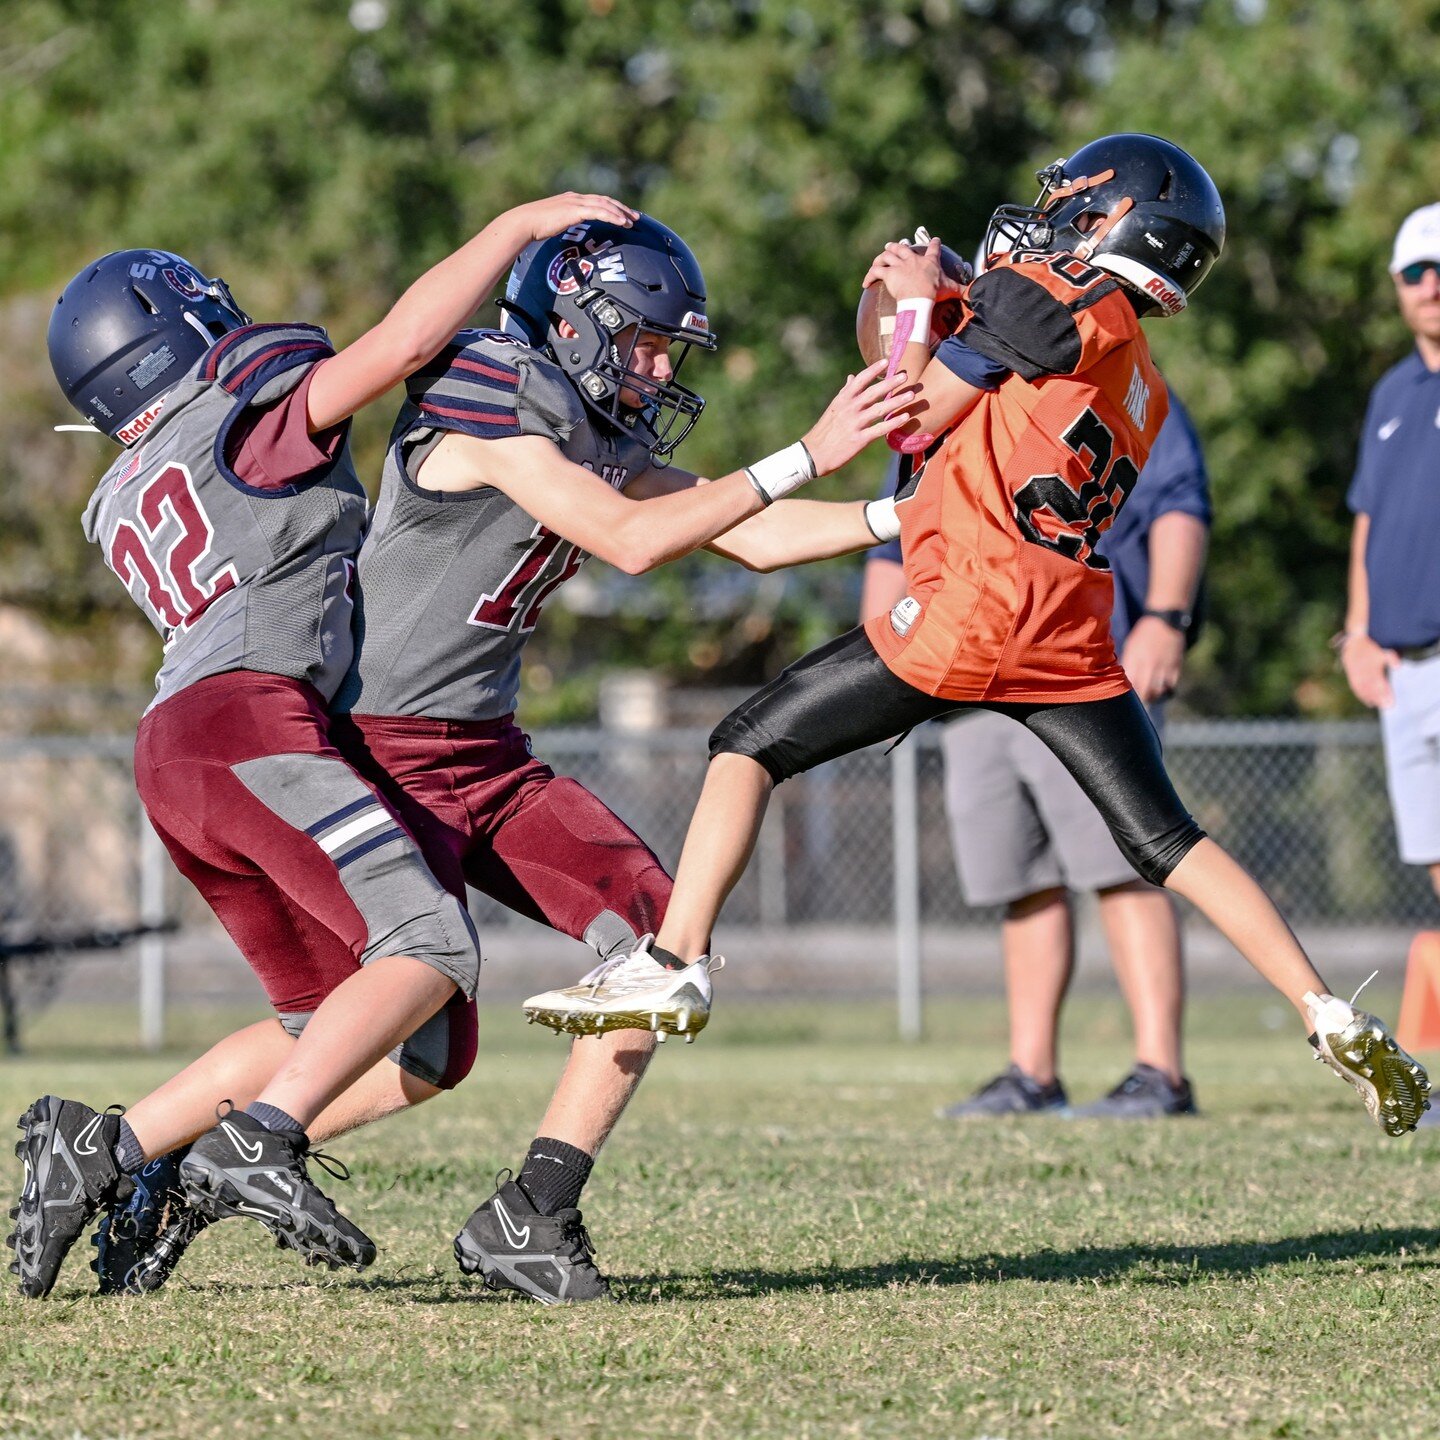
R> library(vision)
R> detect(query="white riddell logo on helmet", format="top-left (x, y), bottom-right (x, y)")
top-left (116, 398), bottom-right (167, 447)
top-left (1379, 416), bottom-right (1402, 441)
top-left (1124, 367), bottom-right (1150, 430)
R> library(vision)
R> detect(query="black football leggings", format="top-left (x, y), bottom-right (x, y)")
top-left (708, 626), bottom-right (1205, 887)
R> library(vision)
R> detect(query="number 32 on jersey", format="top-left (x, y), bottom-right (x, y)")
top-left (108, 462), bottom-right (239, 637)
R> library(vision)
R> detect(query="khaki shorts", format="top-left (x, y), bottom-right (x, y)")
top-left (941, 708), bottom-right (1164, 906)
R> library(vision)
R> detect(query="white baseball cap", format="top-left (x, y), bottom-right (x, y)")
top-left (1390, 203), bottom-right (1440, 273)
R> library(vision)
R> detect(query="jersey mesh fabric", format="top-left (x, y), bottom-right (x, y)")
top-left (865, 253), bottom-right (1168, 703)
top-left (81, 323), bottom-right (367, 708)
top-left (335, 330), bottom-right (653, 721)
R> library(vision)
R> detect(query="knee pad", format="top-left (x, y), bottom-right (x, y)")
top-left (389, 997), bottom-right (478, 1090)
top-left (361, 890), bottom-right (483, 999)
top-left (1121, 817), bottom-right (1207, 887)
top-left (709, 706), bottom-right (791, 783)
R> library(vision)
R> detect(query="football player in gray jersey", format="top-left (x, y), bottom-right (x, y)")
top-left (9, 193), bottom-right (650, 1299)
top-left (324, 216), bottom-right (918, 1304)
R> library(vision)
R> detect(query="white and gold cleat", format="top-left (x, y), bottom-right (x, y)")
top-left (523, 937), bottom-right (723, 1041)
top-left (1304, 990), bottom-right (1431, 1137)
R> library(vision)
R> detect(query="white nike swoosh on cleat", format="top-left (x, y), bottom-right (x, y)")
top-left (492, 1198), bottom-right (531, 1248)
top-left (220, 1121), bottom-right (265, 1164)
top-left (72, 1114), bottom-right (105, 1157)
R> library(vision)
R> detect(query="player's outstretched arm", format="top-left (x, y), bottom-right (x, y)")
top-left (304, 193), bottom-right (638, 433)
top-left (418, 362), bottom-right (913, 574)
top-left (703, 499), bottom-right (878, 571)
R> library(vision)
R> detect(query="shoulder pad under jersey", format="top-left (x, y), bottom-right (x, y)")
top-left (403, 329), bottom-right (585, 444)
top-left (962, 253), bottom-right (1132, 381)
top-left (198, 323), bottom-right (337, 407)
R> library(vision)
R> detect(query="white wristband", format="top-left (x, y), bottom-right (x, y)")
top-left (894, 296), bottom-right (934, 343)
top-left (744, 440), bottom-right (817, 505)
top-left (863, 497), bottom-right (901, 542)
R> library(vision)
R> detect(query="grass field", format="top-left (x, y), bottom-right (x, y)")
top-left (2, 993), bottom-right (1438, 1440)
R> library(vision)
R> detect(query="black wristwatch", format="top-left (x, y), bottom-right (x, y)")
top-left (1142, 607), bottom-right (1193, 634)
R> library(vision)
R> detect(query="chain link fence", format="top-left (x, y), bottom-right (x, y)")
top-left (0, 719), bottom-right (1430, 1045)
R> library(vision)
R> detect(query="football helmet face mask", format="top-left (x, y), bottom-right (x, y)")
top-left (48, 249), bottom-right (251, 441)
top-left (984, 134), bottom-right (1225, 316)
top-left (500, 214), bottom-right (716, 463)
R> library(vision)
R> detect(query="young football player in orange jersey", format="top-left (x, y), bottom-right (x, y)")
top-left (527, 134), bottom-right (1432, 1137)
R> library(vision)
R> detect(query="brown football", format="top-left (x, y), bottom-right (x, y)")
top-left (856, 242), bottom-right (972, 367)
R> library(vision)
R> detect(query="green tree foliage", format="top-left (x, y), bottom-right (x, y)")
top-left (1067, 0), bottom-right (1440, 713)
top-left (2, 0), bottom-right (1433, 715)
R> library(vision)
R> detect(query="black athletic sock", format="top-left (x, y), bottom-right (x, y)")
top-left (114, 1117), bottom-right (145, 1174)
top-left (516, 1138), bottom-right (594, 1215)
top-left (650, 944), bottom-right (688, 971)
top-left (244, 1102), bottom-right (307, 1138)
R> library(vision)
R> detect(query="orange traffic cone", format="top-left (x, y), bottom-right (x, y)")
top-left (1396, 930), bottom-right (1440, 1052)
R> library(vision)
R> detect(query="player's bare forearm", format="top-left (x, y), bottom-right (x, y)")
top-left (706, 499), bottom-right (877, 572)
top-left (306, 193), bottom-right (636, 431)
top-left (890, 358), bottom-right (982, 441)
top-left (434, 435), bottom-right (769, 575)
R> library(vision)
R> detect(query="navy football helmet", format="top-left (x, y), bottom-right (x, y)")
top-left (984, 134), bottom-right (1225, 315)
top-left (500, 214), bottom-right (716, 461)
top-left (48, 249), bottom-right (251, 441)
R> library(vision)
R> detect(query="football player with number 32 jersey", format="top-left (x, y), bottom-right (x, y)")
top-left (8, 193), bottom-right (647, 1300)
top-left (531, 136), bottom-right (1433, 1148)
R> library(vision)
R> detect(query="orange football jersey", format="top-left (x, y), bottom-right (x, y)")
top-left (865, 251), bottom-right (1169, 703)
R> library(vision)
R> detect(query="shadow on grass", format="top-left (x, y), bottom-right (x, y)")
top-left (152, 1226), bottom-right (1440, 1306)
top-left (616, 1225), bottom-right (1440, 1301)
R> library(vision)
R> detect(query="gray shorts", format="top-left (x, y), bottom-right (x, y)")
top-left (1380, 653), bottom-right (1440, 866)
top-left (940, 708), bottom-right (1163, 906)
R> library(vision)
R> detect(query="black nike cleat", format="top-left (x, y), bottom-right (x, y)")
top-left (7, 1095), bottom-right (132, 1299)
top-left (93, 1147), bottom-right (214, 1295)
top-left (179, 1109), bottom-right (375, 1272)
top-left (454, 1172), bottom-right (612, 1305)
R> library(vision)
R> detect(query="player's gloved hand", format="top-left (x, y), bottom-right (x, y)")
top-left (1340, 634), bottom-right (1399, 710)
top-left (504, 193), bottom-right (640, 244)
top-left (801, 360), bottom-right (917, 477)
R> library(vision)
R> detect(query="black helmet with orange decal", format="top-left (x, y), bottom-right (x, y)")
top-left (983, 134), bottom-right (1225, 316)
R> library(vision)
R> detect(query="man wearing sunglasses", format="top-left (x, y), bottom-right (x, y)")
top-left (1340, 205), bottom-right (1440, 966)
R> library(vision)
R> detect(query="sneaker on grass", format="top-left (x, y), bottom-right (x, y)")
top-left (454, 1171), bottom-right (612, 1305)
top-left (936, 1064), bottom-right (1068, 1119)
top-left (1073, 1064), bottom-right (1196, 1119)
top-left (179, 1108), bottom-right (374, 1271)
top-left (7, 1095), bottom-right (132, 1298)
top-left (94, 1147), bottom-right (214, 1295)
top-left (523, 936), bottom-right (722, 1042)
top-left (1304, 991), bottom-right (1431, 1136)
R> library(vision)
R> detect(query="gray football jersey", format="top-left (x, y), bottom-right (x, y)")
top-left (335, 330), bottom-right (653, 720)
top-left (81, 324), bottom-right (367, 710)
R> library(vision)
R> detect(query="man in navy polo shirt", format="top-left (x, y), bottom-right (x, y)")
top-left (862, 389), bottom-right (1210, 1119)
top-left (1341, 204), bottom-right (1440, 895)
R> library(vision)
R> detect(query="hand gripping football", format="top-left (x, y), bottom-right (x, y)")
top-left (855, 237), bottom-right (972, 367)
